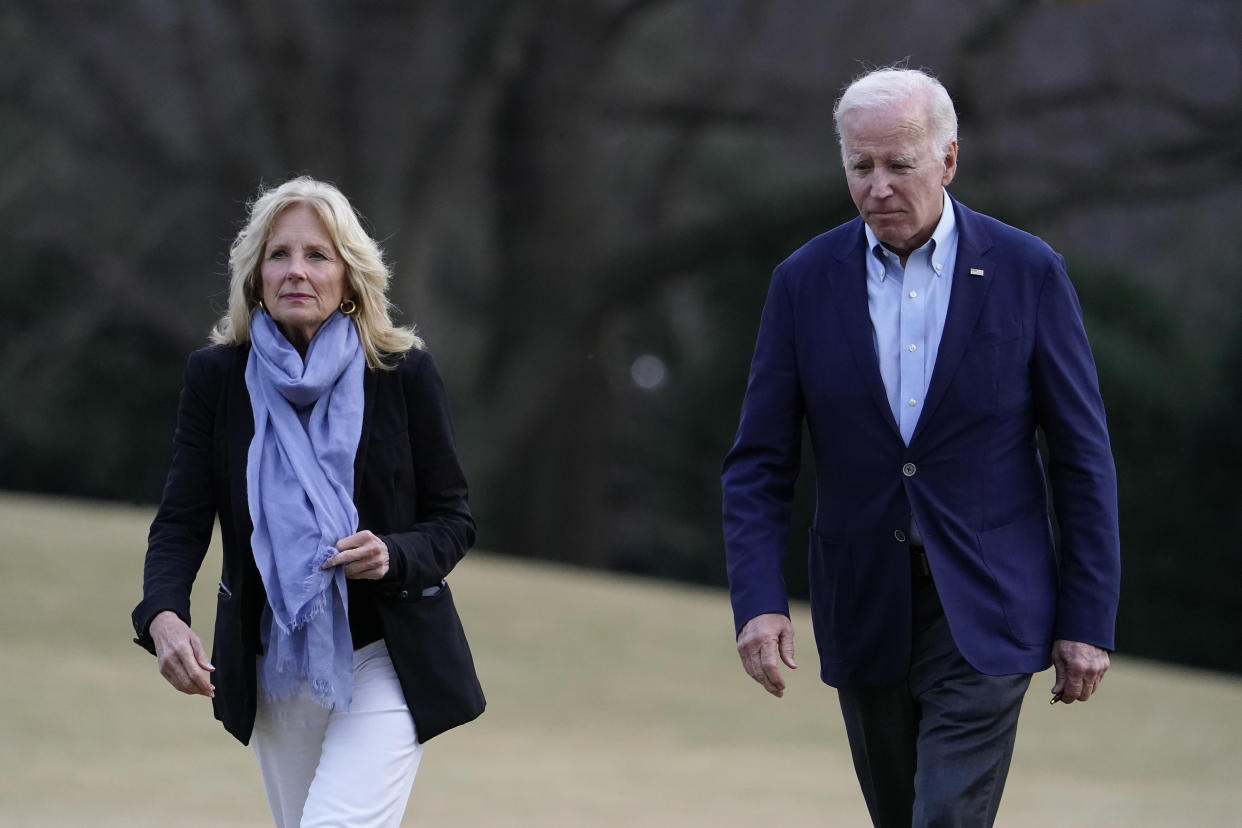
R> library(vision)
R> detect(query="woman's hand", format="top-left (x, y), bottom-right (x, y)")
top-left (324, 530), bottom-right (390, 580)
top-left (149, 610), bottom-right (215, 697)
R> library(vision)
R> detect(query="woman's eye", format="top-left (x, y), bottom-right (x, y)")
top-left (268, 249), bottom-right (287, 259)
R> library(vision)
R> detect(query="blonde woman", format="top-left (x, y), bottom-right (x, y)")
top-left (133, 176), bottom-right (484, 827)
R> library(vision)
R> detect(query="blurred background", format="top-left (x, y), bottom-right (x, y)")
top-left (1, 0), bottom-right (1239, 675)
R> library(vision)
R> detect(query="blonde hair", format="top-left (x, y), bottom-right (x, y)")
top-left (210, 176), bottom-right (422, 369)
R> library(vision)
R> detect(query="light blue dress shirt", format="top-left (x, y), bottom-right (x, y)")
top-left (864, 190), bottom-right (959, 445)
top-left (865, 191), bottom-right (959, 544)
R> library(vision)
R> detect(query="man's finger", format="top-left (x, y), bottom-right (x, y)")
top-left (778, 628), bottom-right (797, 670)
top-left (1050, 664), bottom-right (1066, 696)
top-left (759, 636), bottom-right (786, 696)
top-left (740, 643), bottom-right (772, 691)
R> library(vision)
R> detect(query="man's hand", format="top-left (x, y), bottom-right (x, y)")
top-left (149, 610), bottom-right (215, 698)
top-left (737, 613), bottom-right (797, 697)
top-left (1050, 639), bottom-right (1110, 704)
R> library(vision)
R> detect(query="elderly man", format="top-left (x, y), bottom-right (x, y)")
top-left (722, 67), bottom-right (1120, 826)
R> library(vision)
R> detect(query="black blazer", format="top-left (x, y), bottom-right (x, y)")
top-left (132, 343), bottom-right (485, 744)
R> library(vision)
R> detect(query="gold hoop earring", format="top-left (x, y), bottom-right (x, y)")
top-left (256, 298), bottom-right (266, 311)
top-left (340, 299), bottom-right (357, 315)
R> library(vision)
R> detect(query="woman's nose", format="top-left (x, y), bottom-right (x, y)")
top-left (285, 255), bottom-right (309, 278)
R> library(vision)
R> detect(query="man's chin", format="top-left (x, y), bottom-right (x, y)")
top-left (869, 228), bottom-right (910, 249)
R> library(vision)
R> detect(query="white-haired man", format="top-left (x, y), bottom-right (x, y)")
top-left (723, 67), bottom-right (1120, 826)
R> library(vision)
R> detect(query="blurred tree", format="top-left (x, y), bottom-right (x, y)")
top-left (1070, 261), bottom-right (1240, 673)
top-left (1, 0), bottom-right (1240, 669)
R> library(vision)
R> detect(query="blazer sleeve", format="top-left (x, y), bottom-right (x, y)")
top-left (376, 350), bottom-right (476, 593)
top-left (721, 266), bottom-right (805, 634)
top-left (1031, 256), bottom-right (1121, 649)
top-left (131, 348), bottom-right (222, 653)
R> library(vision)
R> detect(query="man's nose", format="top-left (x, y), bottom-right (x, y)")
top-left (870, 172), bottom-right (894, 199)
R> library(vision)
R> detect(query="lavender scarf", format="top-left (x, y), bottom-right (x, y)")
top-left (245, 310), bottom-right (364, 710)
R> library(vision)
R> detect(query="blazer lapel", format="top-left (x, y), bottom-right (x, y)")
top-left (829, 220), bottom-right (901, 439)
top-left (227, 346), bottom-right (255, 533)
top-left (353, 367), bottom-right (378, 498)
top-left (910, 201), bottom-right (996, 445)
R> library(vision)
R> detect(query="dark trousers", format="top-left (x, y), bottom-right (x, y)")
top-left (836, 569), bottom-right (1031, 828)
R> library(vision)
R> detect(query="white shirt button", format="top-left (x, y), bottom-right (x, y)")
top-left (908, 398), bottom-right (917, 406)
top-left (908, 290), bottom-right (917, 299)
top-left (908, 344), bottom-right (917, 352)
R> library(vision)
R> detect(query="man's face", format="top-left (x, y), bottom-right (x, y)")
top-left (841, 100), bottom-right (957, 261)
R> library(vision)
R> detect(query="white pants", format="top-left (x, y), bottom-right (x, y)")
top-left (251, 640), bottom-right (424, 828)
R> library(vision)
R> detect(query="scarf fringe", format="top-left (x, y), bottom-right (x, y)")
top-left (269, 572), bottom-right (337, 635)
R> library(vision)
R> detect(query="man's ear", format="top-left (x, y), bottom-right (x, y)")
top-left (941, 140), bottom-right (958, 186)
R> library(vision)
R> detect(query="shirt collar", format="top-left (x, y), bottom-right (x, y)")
top-left (864, 189), bottom-right (957, 280)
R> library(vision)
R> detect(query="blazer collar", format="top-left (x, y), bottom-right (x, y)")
top-left (826, 198), bottom-right (999, 446)
top-left (909, 198), bottom-right (997, 445)
top-left (353, 367), bottom-right (378, 492)
top-left (226, 346), bottom-right (254, 532)
top-left (829, 217), bottom-right (901, 439)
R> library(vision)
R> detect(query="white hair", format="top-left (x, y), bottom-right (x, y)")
top-left (833, 67), bottom-right (958, 162)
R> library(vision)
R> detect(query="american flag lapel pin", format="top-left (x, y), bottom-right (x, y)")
top-left (969, 267), bottom-right (984, 277)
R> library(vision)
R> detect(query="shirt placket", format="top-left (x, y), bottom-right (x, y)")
top-left (898, 259), bottom-right (929, 444)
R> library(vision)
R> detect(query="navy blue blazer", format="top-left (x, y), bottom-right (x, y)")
top-left (132, 343), bottom-right (485, 744)
top-left (722, 198), bottom-right (1120, 687)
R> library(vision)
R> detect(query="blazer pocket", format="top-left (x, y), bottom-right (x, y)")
top-left (211, 587), bottom-right (244, 696)
top-left (957, 322), bottom-right (1030, 413)
top-left (978, 514), bottom-right (1056, 647)
top-left (967, 321), bottom-right (1022, 349)
top-left (806, 530), bottom-right (856, 663)
top-left (379, 579), bottom-right (448, 602)
top-left (375, 584), bottom-right (486, 743)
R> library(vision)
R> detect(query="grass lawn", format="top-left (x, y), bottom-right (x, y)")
top-left (1, 493), bottom-right (1239, 826)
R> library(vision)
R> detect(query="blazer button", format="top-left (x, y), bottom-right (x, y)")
top-left (893, 529), bottom-right (907, 542)
top-left (902, 462), bottom-right (917, 477)
top-left (399, 590), bottom-right (409, 599)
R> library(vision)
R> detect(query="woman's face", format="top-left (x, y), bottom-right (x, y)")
top-left (259, 203), bottom-right (350, 351)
